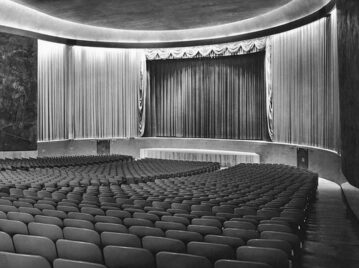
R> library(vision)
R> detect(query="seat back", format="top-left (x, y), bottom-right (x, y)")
top-left (56, 239), bottom-right (103, 264)
top-left (0, 219), bottom-right (28, 235)
top-left (129, 226), bottom-right (164, 237)
top-left (187, 225), bottom-right (221, 236)
top-left (63, 227), bottom-right (101, 245)
top-left (223, 228), bottom-right (259, 241)
top-left (215, 259), bottom-right (272, 268)
top-left (192, 218), bottom-right (222, 229)
top-left (0, 231), bottom-right (15, 252)
top-left (54, 258), bottom-right (107, 268)
top-left (236, 246), bottom-right (289, 268)
top-left (101, 232), bottom-right (141, 247)
top-left (187, 241), bottom-right (235, 262)
top-left (35, 215), bottom-right (63, 227)
top-left (28, 222), bottom-right (63, 241)
top-left (104, 245), bottom-right (155, 268)
top-left (94, 215), bottom-right (122, 224)
top-left (247, 239), bottom-right (292, 257)
top-left (204, 235), bottom-right (244, 248)
top-left (64, 218), bottom-right (94, 230)
top-left (7, 212), bottom-right (34, 224)
top-left (124, 218), bottom-right (154, 227)
top-left (165, 230), bottom-right (203, 243)
top-left (13, 234), bottom-right (57, 262)
top-left (0, 251), bottom-right (51, 268)
top-left (223, 221), bottom-right (256, 230)
top-left (95, 222), bottom-right (127, 233)
top-left (142, 236), bottom-right (186, 254)
top-left (68, 212), bottom-right (94, 222)
top-left (155, 221), bottom-right (186, 231)
top-left (156, 252), bottom-right (212, 268)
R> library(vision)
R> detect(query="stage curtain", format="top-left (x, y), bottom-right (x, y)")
top-left (271, 14), bottom-right (340, 151)
top-left (145, 53), bottom-right (268, 140)
top-left (38, 41), bottom-right (69, 141)
top-left (38, 41), bottom-right (145, 141)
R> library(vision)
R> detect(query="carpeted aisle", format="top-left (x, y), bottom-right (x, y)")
top-left (299, 178), bottom-right (359, 268)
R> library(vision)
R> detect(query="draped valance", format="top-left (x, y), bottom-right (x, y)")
top-left (145, 38), bottom-right (267, 60)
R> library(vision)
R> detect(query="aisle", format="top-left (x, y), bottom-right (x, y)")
top-left (299, 178), bottom-right (359, 268)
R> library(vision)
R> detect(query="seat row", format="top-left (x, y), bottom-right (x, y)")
top-left (0, 158), bottom-right (220, 186)
top-left (0, 230), bottom-right (291, 268)
top-left (0, 162), bottom-right (318, 267)
top-left (0, 154), bottom-right (133, 170)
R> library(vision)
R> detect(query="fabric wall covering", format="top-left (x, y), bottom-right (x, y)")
top-left (145, 53), bottom-right (268, 140)
top-left (38, 40), bottom-right (145, 141)
top-left (0, 32), bottom-right (37, 151)
top-left (271, 14), bottom-right (340, 152)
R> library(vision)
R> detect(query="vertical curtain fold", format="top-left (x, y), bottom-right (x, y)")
top-left (271, 15), bottom-right (340, 151)
top-left (38, 40), bottom-right (68, 141)
top-left (38, 41), bottom-right (145, 141)
top-left (145, 54), bottom-right (268, 140)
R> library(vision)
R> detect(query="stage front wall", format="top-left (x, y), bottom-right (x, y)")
top-left (145, 53), bottom-right (268, 140)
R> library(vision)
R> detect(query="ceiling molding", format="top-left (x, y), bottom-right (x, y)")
top-left (0, 0), bottom-right (335, 48)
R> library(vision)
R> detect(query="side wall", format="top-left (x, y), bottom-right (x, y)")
top-left (337, 1), bottom-right (359, 187)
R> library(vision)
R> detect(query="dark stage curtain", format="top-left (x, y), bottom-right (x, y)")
top-left (145, 53), bottom-right (268, 140)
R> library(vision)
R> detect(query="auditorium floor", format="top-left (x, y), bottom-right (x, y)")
top-left (298, 178), bottom-right (359, 268)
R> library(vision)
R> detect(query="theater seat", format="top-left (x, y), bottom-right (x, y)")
top-left (155, 220), bottom-right (186, 231)
top-left (214, 259), bottom-right (272, 268)
top-left (56, 239), bottom-right (103, 264)
top-left (7, 212), bottom-right (35, 224)
top-left (63, 227), bottom-right (101, 245)
top-left (28, 222), bottom-right (63, 241)
top-left (104, 245), bottom-right (155, 268)
top-left (187, 224), bottom-right (221, 236)
top-left (35, 215), bottom-right (63, 227)
top-left (187, 241), bottom-right (235, 262)
top-left (64, 218), bottom-right (94, 230)
top-left (129, 226), bottom-right (164, 237)
top-left (0, 251), bottom-right (51, 268)
top-left (0, 231), bottom-right (15, 252)
top-left (54, 258), bottom-right (108, 268)
top-left (223, 221), bottom-right (256, 230)
top-left (204, 235), bottom-right (245, 248)
top-left (260, 231), bottom-right (301, 252)
top-left (156, 251), bottom-right (212, 268)
top-left (236, 246), bottom-right (289, 268)
top-left (95, 222), bottom-right (128, 233)
top-left (101, 232), bottom-right (142, 247)
top-left (223, 228), bottom-right (259, 242)
top-left (247, 239), bottom-right (292, 257)
top-left (166, 230), bottom-right (204, 243)
top-left (192, 218), bottom-right (222, 229)
top-left (13, 234), bottom-right (57, 263)
top-left (0, 219), bottom-right (28, 235)
top-left (142, 236), bottom-right (186, 254)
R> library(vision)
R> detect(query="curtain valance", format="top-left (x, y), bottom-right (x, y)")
top-left (145, 38), bottom-right (267, 60)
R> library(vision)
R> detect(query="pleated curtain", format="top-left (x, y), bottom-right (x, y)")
top-left (38, 40), bottom-right (145, 141)
top-left (271, 14), bottom-right (340, 151)
top-left (145, 53), bottom-right (268, 140)
top-left (38, 41), bottom-right (69, 141)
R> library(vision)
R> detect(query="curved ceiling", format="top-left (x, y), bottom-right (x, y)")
top-left (0, 0), bottom-right (334, 47)
top-left (9, 0), bottom-right (292, 31)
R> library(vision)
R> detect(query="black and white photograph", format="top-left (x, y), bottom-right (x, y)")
top-left (0, 0), bottom-right (358, 267)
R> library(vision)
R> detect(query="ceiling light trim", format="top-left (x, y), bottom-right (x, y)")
top-left (0, 0), bottom-right (334, 47)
